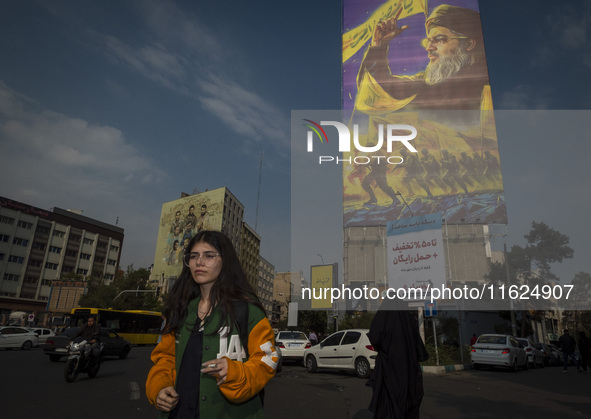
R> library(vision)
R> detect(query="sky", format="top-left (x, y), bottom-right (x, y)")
top-left (0, 0), bottom-right (589, 284)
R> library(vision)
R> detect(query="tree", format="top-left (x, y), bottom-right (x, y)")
top-left (485, 222), bottom-right (574, 337)
top-left (79, 265), bottom-right (161, 311)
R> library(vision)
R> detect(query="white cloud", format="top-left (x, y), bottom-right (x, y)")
top-left (86, 0), bottom-right (290, 151)
top-left (0, 81), bottom-right (167, 203)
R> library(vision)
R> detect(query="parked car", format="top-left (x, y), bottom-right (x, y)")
top-left (28, 327), bottom-right (56, 345)
top-left (275, 331), bottom-right (311, 363)
top-left (517, 338), bottom-right (544, 368)
top-left (547, 343), bottom-right (563, 364)
top-left (471, 334), bottom-right (527, 372)
top-left (303, 329), bottom-right (377, 378)
top-left (536, 342), bottom-right (559, 366)
top-left (42, 327), bottom-right (132, 362)
top-left (0, 326), bottom-right (39, 350)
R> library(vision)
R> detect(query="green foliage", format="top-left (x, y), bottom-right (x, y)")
top-left (338, 311), bottom-right (375, 330)
top-left (297, 310), bottom-right (328, 335)
top-left (78, 266), bottom-right (161, 311)
top-left (421, 342), bottom-right (467, 366)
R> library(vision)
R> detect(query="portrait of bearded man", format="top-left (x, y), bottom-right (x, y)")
top-left (357, 4), bottom-right (491, 112)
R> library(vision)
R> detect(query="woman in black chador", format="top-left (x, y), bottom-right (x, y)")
top-left (367, 299), bottom-right (428, 419)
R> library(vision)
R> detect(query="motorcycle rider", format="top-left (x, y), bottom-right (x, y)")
top-left (71, 316), bottom-right (101, 360)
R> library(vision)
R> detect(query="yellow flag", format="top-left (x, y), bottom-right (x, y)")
top-left (342, 0), bottom-right (428, 63)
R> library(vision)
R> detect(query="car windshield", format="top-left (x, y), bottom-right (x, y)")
top-left (478, 335), bottom-right (506, 344)
top-left (278, 332), bottom-right (307, 340)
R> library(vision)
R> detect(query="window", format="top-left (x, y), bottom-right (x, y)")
top-left (17, 220), bottom-right (33, 229)
top-left (32, 241), bottom-right (46, 251)
top-left (41, 279), bottom-right (52, 286)
top-left (83, 238), bottom-right (94, 245)
top-left (104, 274), bottom-right (114, 280)
top-left (66, 250), bottom-right (78, 257)
top-left (28, 259), bottom-right (42, 267)
top-left (70, 234), bottom-right (81, 242)
top-left (0, 234), bottom-right (9, 243)
top-left (62, 266), bottom-right (74, 273)
top-left (3, 274), bottom-right (19, 281)
top-left (342, 331), bottom-right (361, 345)
top-left (107, 259), bottom-right (117, 266)
top-left (45, 262), bottom-right (58, 270)
top-left (8, 255), bottom-right (24, 264)
top-left (53, 230), bottom-right (65, 238)
top-left (49, 246), bottom-right (62, 254)
top-left (24, 277), bottom-right (38, 284)
top-left (0, 216), bottom-right (15, 225)
top-left (80, 253), bottom-right (91, 260)
top-left (76, 268), bottom-right (88, 275)
top-left (323, 332), bottom-right (345, 347)
top-left (36, 225), bottom-right (51, 234)
top-left (13, 237), bottom-right (29, 247)
top-left (110, 245), bottom-right (119, 252)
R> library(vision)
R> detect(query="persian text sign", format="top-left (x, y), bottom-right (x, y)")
top-left (387, 213), bottom-right (445, 293)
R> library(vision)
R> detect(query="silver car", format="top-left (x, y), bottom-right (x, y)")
top-left (517, 338), bottom-right (544, 368)
top-left (471, 334), bottom-right (527, 372)
top-left (0, 326), bottom-right (40, 350)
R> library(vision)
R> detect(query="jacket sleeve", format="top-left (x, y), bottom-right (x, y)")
top-left (145, 332), bottom-right (176, 405)
top-left (219, 316), bottom-right (277, 403)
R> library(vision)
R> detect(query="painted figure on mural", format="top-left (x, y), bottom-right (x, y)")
top-left (358, 4), bottom-right (490, 112)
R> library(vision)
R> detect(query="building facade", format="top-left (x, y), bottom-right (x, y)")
top-left (151, 188), bottom-right (272, 316)
top-left (0, 196), bottom-right (123, 324)
top-left (257, 256), bottom-right (275, 316)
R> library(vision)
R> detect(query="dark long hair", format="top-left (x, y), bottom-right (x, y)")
top-left (161, 230), bottom-right (264, 336)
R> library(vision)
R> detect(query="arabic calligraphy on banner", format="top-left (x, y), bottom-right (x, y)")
top-left (387, 212), bottom-right (446, 292)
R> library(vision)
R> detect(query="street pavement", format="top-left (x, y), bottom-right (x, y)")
top-left (1, 346), bottom-right (589, 419)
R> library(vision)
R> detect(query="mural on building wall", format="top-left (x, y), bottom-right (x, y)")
top-left (152, 189), bottom-right (225, 278)
top-left (342, 0), bottom-right (507, 227)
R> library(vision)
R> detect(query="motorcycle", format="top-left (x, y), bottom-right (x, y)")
top-left (64, 337), bottom-right (103, 383)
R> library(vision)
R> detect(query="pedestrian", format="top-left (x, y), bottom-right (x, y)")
top-left (470, 333), bottom-right (478, 347)
top-left (146, 230), bottom-right (278, 418)
top-left (367, 299), bottom-right (428, 418)
top-left (309, 330), bottom-right (318, 346)
top-left (558, 329), bottom-right (581, 373)
top-left (578, 331), bottom-right (591, 373)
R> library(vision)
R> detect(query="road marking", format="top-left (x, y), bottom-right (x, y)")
top-left (129, 382), bottom-right (140, 400)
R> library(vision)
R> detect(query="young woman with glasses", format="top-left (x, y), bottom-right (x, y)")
top-left (146, 230), bottom-right (277, 418)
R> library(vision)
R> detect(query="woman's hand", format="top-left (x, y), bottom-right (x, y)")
top-left (156, 386), bottom-right (179, 412)
top-left (201, 357), bottom-right (229, 385)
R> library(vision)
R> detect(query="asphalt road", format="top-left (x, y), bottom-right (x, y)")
top-left (1, 347), bottom-right (589, 419)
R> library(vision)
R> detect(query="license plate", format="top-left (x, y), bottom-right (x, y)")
top-left (479, 349), bottom-right (493, 353)
top-left (56, 348), bottom-right (67, 352)
top-left (288, 343), bottom-right (300, 348)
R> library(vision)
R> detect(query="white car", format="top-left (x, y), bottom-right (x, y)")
top-left (471, 334), bottom-right (527, 372)
top-left (517, 338), bottom-right (544, 368)
top-left (304, 329), bottom-right (376, 378)
top-left (275, 331), bottom-right (311, 363)
top-left (28, 327), bottom-right (56, 345)
top-left (0, 326), bottom-right (40, 350)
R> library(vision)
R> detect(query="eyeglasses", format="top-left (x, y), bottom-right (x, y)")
top-left (421, 35), bottom-right (467, 48)
top-left (183, 251), bottom-right (220, 267)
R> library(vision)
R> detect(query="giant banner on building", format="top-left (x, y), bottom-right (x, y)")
top-left (153, 189), bottom-right (225, 278)
top-left (342, 0), bottom-right (506, 227)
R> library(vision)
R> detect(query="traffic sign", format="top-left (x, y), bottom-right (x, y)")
top-left (424, 301), bottom-right (437, 317)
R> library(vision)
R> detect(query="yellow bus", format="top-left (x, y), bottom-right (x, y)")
top-left (70, 308), bottom-right (162, 345)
